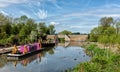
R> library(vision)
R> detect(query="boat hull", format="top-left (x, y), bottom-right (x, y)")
top-left (41, 43), bottom-right (55, 47)
top-left (7, 48), bottom-right (44, 61)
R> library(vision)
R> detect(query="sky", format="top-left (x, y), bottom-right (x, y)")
top-left (0, 0), bottom-right (120, 33)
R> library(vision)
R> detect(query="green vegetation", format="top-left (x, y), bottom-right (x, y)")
top-left (89, 17), bottom-right (120, 48)
top-left (73, 44), bottom-right (120, 72)
top-left (0, 13), bottom-right (55, 46)
top-left (73, 17), bottom-right (120, 72)
top-left (58, 30), bottom-right (72, 35)
top-left (58, 38), bottom-right (65, 43)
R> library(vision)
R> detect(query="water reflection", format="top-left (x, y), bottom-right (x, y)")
top-left (10, 53), bottom-right (42, 67)
top-left (20, 53), bottom-right (41, 67)
top-left (0, 54), bottom-right (7, 68)
top-left (58, 41), bottom-right (87, 47)
top-left (0, 42), bottom-right (91, 72)
top-left (9, 47), bottom-right (55, 67)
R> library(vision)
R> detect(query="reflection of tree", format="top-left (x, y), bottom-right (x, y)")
top-left (40, 51), bottom-right (46, 57)
top-left (48, 48), bottom-right (54, 55)
top-left (0, 55), bottom-right (7, 68)
top-left (36, 54), bottom-right (41, 62)
top-left (13, 61), bottom-right (18, 67)
top-left (40, 47), bottom-right (55, 57)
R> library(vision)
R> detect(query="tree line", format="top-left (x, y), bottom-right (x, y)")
top-left (0, 13), bottom-right (55, 46)
top-left (89, 17), bottom-right (120, 47)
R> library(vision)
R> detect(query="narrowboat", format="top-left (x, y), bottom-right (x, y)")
top-left (7, 42), bottom-right (55, 60)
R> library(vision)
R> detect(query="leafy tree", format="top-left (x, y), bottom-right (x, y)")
top-left (19, 25), bottom-right (28, 37)
top-left (0, 13), bottom-right (57, 45)
top-left (100, 17), bottom-right (113, 28)
top-left (0, 13), bottom-right (8, 25)
top-left (89, 26), bottom-right (103, 42)
top-left (11, 25), bottom-right (19, 35)
top-left (115, 22), bottom-right (120, 34)
top-left (20, 15), bottom-right (28, 23)
top-left (3, 23), bottom-right (12, 35)
top-left (0, 32), bottom-right (8, 39)
top-left (26, 18), bottom-right (36, 34)
top-left (30, 30), bottom-right (38, 42)
top-left (59, 30), bottom-right (72, 35)
top-left (103, 26), bottom-right (116, 35)
top-left (48, 25), bottom-right (55, 35)
top-left (38, 22), bottom-right (48, 34)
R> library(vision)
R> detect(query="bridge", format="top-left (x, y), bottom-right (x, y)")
top-left (47, 35), bottom-right (88, 42)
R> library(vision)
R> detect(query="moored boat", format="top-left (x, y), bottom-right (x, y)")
top-left (7, 48), bottom-right (44, 60)
top-left (7, 42), bottom-right (55, 60)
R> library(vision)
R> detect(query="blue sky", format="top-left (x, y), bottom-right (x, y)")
top-left (0, 0), bottom-right (120, 33)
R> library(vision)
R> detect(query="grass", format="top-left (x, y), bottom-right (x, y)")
top-left (72, 44), bottom-right (120, 72)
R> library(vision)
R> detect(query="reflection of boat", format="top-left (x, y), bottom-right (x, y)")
top-left (7, 53), bottom-right (42, 67)
top-left (20, 53), bottom-right (42, 66)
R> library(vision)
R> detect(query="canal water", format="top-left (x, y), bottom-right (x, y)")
top-left (0, 43), bottom-right (91, 72)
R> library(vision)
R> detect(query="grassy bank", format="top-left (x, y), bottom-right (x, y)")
top-left (72, 44), bottom-right (120, 72)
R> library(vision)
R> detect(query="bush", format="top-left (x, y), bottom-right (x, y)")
top-left (58, 38), bottom-right (65, 43)
top-left (73, 44), bottom-right (120, 72)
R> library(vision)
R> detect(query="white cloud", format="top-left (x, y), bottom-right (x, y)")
top-left (97, 14), bottom-right (120, 17)
top-left (70, 25), bottom-right (98, 29)
top-left (0, 10), bottom-right (8, 15)
top-left (50, 21), bottom-right (60, 25)
top-left (105, 4), bottom-right (120, 8)
top-left (63, 13), bottom-right (93, 17)
top-left (20, 11), bottom-right (31, 18)
top-left (48, 0), bottom-right (62, 9)
top-left (63, 12), bottom-right (120, 18)
top-left (35, 9), bottom-right (47, 19)
top-left (0, 0), bottom-right (27, 7)
top-left (63, 4), bottom-right (120, 18)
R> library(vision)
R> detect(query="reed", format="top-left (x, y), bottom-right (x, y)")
top-left (72, 44), bottom-right (120, 72)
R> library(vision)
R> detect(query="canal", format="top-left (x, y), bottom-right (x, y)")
top-left (0, 43), bottom-right (91, 72)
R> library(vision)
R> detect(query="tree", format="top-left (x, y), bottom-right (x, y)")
top-left (38, 22), bottom-right (48, 34)
top-left (26, 18), bottom-right (36, 34)
top-left (0, 13), bottom-right (8, 25)
top-left (30, 30), bottom-right (38, 42)
top-left (103, 26), bottom-right (116, 35)
top-left (11, 25), bottom-right (19, 35)
top-left (115, 22), bottom-right (120, 34)
top-left (19, 26), bottom-right (27, 37)
top-left (20, 15), bottom-right (28, 23)
top-left (100, 17), bottom-right (113, 28)
top-left (89, 26), bottom-right (104, 42)
top-left (0, 13), bottom-right (57, 45)
top-left (59, 30), bottom-right (72, 35)
top-left (3, 22), bottom-right (12, 35)
top-left (48, 25), bottom-right (55, 35)
top-left (0, 32), bottom-right (8, 39)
